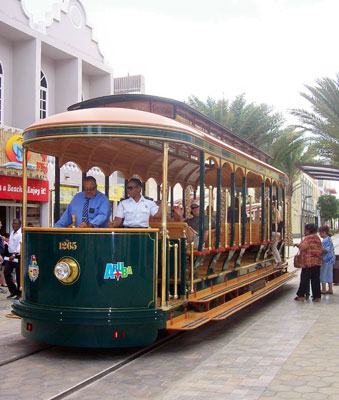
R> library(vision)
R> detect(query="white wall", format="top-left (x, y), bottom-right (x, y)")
top-left (82, 73), bottom-right (90, 100)
top-left (90, 73), bottom-right (112, 98)
top-left (55, 57), bottom-right (81, 113)
top-left (0, 35), bottom-right (13, 126)
top-left (12, 37), bottom-right (39, 128)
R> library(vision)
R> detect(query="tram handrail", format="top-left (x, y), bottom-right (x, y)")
top-left (23, 227), bottom-right (159, 233)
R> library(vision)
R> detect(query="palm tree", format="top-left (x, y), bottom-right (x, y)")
top-left (291, 74), bottom-right (339, 163)
top-left (187, 94), bottom-right (284, 152)
top-left (269, 129), bottom-right (316, 245)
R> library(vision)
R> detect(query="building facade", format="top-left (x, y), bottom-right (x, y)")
top-left (291, 173), bottom-right (319, 238)
top-left (114, 74), bottom-right (145, 95)
top-left (0, 0), bottom-right (113, 230)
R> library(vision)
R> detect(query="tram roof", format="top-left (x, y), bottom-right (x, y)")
top-left (68, 93), bottom-right (272, 163)
top-left (23, 107), bottom-right (287, 188)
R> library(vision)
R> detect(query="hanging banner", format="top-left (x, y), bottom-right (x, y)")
top-left (59, 184), bottom-right (124, 204)
top-left (60, 185), bottom-right (79, 204)
top-left (0, 176), bottom-right (49, 202)
top-left (97, 184), bottom-right (124, 201)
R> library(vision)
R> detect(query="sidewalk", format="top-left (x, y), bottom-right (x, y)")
top-left (66, 235), bottom-right (339, 400)
top-left (1, 236), bottom-right (339, 400)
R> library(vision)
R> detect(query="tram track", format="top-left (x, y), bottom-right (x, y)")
top-left (0, 328), bottom-right (184, 400)
top-left (0, 341), bottom-right (52, 367)
top-left (46, 331), bottom-right (183, 400)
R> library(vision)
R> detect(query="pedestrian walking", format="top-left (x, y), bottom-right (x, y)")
top-left (294, 223), bottom-right (323, 302)
top-left (319, 225), bottom-right (335, 294)
top-left (4, 219), bottom-right (22, 299)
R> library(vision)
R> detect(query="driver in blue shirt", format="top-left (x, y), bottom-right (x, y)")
top-left (55, 176), bottom-right (111, 228)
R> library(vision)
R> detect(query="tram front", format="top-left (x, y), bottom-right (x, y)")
top-left (12, 108), bottom-right (177, 348)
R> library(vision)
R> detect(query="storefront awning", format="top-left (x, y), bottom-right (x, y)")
top-left (295, 163), bottom-right (339, 181)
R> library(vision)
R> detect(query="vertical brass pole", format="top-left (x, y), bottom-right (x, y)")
top-left (21, 148), bottom-right (28, 297)
top-left (198, 151), bottom-right (205, 251)
top-left (161, 142), bottom-right (169, 307)
top-left (155, 232), bottom-right (159, 306)
top-left (267, 197), bottom-right (270, 241)
top-left (286, 200), bottom-right (290, 258)
top-left (190, 241), bottom-right (194, 292)
top-left (224, 189), bottom-right (228, 247)
top-left (173, 243), bottom-right (178, 299)
top-left (208, 186), bottom-right (213, 249)
top-left (275, 200), bottom-right (278, 237)
top-left (238, 193), bottom-right (241, 246)
top-left (281, 200), bottom-right (285, 261)
top-left (249, 195), bottom-right (252, 244)
top-left (49, 189), bottom-right (55, 227)
top-left (22, 149), bottom-right (27, 228)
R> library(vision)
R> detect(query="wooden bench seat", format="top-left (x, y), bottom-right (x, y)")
top-left (150, 221), bottom-right (188, 240)
top-left (188, 265), bottom-right (284, 303)
top-left (219, 222), bottom-right (261, 247)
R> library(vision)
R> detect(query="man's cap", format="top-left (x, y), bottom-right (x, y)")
top-left (191, 200), bottom-right (200, 208)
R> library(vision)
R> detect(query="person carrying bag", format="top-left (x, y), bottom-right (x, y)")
top-left (294, 223), bottom-right (323, 302)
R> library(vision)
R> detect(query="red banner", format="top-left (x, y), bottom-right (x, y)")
top-left (0, 176), bottom-right (49, 202)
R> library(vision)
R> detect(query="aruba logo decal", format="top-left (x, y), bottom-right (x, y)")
top-left (104, 262), bottom-right (133, 281)
top-left (2, 135), bottom-right (34, 170)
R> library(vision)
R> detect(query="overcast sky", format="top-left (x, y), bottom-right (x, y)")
top-left (25, 0), bottom-right (338, 124)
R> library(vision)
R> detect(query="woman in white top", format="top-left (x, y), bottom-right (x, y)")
top-left (109, 178), bottom-right (161, 228)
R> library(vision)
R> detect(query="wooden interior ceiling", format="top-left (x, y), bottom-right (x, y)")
top-left (247, 171), bottom-right (263, 187)
top-left (26, 136), bottom-right (204, 188)
top-left (27, 135), bottom-right (267, 189)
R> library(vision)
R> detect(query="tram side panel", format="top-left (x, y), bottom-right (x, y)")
top-left (13, 231), bottom-right (166, 348)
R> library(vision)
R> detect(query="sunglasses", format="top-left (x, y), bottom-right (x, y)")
top-left (84, 187), bottom-right (96, 192)
top-left (126, 186), bottom-right (137, 190)
top-left (191, 206), bottom-right (199, 210)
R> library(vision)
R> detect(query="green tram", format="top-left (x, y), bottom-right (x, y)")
top-left (13, 95), bottom-right (294, 348)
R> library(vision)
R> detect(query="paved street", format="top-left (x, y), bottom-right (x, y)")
top-left (1, 238), bottom-right (339, 399)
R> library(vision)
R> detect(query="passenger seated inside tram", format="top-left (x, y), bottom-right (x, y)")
top-left (108, 178), bottom-right (162, 228)
top-left (150, 203), bottom-right (177, 223)
top-left (54, 176), bottom-right (111, 228)
top-left (172, 200), bottom-right (216, 248)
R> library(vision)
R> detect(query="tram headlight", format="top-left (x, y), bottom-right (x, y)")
top-left (55, 262), bottom-right (71, 279)
top-left (54, 257), bottom-right (80, 284)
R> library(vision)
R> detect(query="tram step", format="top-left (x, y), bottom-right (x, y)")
top-left (188, 265), bottom-right (286, 304)
top-left (210, 272), bottom-right (295, 321)
top-left (166, 272), bottom-right (295, 331)
top-left (166, 312), bottom-right (210, 330)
